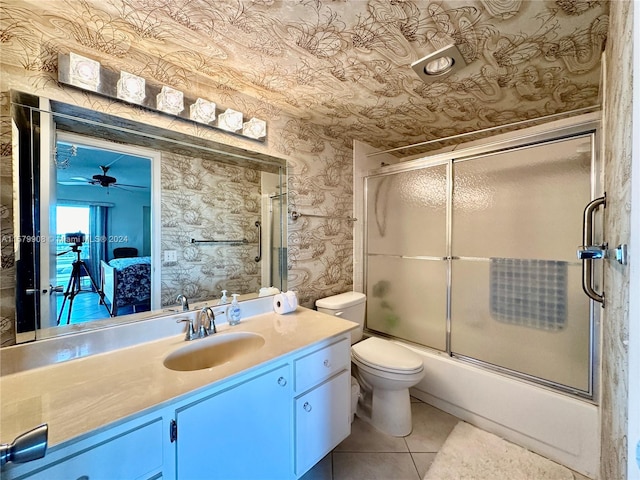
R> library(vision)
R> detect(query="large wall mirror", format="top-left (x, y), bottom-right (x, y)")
top-left (6, 91), bottom-right (287, 346)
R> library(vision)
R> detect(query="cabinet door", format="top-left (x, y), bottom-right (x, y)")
top-left (176, 364), bottom-right (292, 480)
top-left (295, 370), bottom-right (350, 477)
top-left (23, 419), bottom-right (163, 480)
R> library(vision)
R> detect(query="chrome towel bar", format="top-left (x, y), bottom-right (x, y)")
top-left (289, 210), bottom-right (357, 222)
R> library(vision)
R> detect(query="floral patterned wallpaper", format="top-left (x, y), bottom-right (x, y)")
top-left (160, 151), bottom-right (263, 305)
top-left (601, 0), bottom-right (632, 478)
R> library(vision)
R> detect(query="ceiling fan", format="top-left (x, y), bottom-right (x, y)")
top-left (60, 165), bottom-right (146, 190)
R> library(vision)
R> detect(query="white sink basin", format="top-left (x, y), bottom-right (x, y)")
top-left (163, 332), bottom-right (265, 371)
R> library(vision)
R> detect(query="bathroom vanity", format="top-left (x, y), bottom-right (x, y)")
top-left (0, 302), bottom-right (356, 479)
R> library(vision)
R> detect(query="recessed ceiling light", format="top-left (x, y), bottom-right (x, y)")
top-left (425, 56), bottom-right (455, 75)
top-left (411, 44), bottom-right (466, 83)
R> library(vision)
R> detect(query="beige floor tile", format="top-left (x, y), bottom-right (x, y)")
top-left (300, 453), bottom-right (332, 480)
top-left (333, 452), bottom-right (420, 480)
top-left (410, 452), bottom-right (437, 478)
top-left (334, 417), bottom-right (409, 453)
top-left (404, 403), bottom-right (459, 453)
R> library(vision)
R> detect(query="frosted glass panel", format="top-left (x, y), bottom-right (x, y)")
top-left (452, 136), bottom-right (591, 260)
top-left (366, 165), bottom-right (446, 256)
top-left (366, 256), bottom-right (446, 350)
top-left (450, 260), bottom-right (590, 391)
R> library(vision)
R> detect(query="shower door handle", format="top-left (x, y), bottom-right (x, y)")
top-left (578, 194), bottom-right (606, 306)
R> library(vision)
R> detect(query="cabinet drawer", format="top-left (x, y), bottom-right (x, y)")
top-left (295, 370), bottom-right (350, 476)
top-left (295, 337), bottom-right (349, 393)
top-left (25, 419), bottom-right (163, 480)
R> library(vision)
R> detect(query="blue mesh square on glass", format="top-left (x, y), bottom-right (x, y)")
top-left (490, 258), bottom-right (567, 331)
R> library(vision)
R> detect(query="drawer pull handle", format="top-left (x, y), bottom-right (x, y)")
top-left (303, 402), bottom-right (312, 412)
top-left (277, 376), bottom-right (287, 387)
top-left (323, 359), bottom-right (330, 367)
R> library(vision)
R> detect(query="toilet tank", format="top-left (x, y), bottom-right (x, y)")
top-left (315, 292), bottom-right (366, 344)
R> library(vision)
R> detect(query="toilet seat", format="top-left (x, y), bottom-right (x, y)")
top-left (351, 337), bottom-right (424, 375)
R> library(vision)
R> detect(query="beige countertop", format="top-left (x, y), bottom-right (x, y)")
top-left (0, 307), bottom-right (356, 449)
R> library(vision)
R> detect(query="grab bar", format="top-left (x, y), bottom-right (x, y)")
top-left (255, 220), bottom-right (262, 262)
top-left (577, 194), bottom-right (606, 306)
top-left (0, 424), bottom-right (48, 467)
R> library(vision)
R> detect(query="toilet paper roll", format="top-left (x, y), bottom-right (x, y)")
top-left (273, 291), bottom-right (298, 314)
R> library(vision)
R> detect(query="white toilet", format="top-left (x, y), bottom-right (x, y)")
top-left (316, 291), bottom-right (425, 437)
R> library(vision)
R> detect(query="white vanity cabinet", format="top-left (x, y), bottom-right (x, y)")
top-left (3, 331), bottom-right (352, 480)
top-left (174, 363), bottom-right (292, 480)
top-left (293, 337), bottom-right (351, 477)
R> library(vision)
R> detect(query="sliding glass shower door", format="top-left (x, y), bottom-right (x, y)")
top-left (365, 164), bottom-right (448, 351)
top-left (364, 131), bottom-right (598, 396)
top-left (450, 136), bottom-right (593, 393)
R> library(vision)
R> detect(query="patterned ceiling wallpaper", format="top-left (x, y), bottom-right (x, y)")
top-left (0, 0), bottom-right (608, 155)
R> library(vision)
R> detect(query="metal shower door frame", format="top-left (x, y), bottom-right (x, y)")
top-left (363, 116), bottom-right (602, 400)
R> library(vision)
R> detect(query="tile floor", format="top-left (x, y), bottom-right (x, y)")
top-left (302, 397), bottom-right (592, 480)
top-left (55, 289), bottom-right (111, 325)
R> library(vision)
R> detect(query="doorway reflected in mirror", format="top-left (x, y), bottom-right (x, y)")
top-left (44, 134), bottom-right (154, 329)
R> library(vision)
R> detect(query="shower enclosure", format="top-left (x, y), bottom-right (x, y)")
top-left (364, 124), bottom-right (601, 398)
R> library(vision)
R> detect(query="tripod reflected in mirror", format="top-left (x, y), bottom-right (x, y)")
top-left (56, 232), bottom-right (109, 325)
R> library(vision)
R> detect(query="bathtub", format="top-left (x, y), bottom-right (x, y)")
top-left (395, 340), bottom-right (600, 479)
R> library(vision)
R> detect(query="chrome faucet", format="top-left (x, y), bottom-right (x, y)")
top-left (176, 294), bottom-right (189, 312)
top-left (176, 307), bottom-right (217, 342)
top-left (200, 307), bottom-right (217, 335)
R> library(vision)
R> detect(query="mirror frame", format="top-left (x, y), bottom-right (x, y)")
top-left (8, 90), bottom-right (288, 345)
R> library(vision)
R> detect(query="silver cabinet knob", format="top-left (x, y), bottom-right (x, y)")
top-left (303, 402), bottom-right (312, 412)
top-left (277, 376), bottom-right (287, 387)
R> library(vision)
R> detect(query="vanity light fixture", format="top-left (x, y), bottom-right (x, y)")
top-left (242, 117), bottom-right (267, 140)
top-left (217, 108), bottom-right (244, 132)
top-left (117, 71), bottom-right (146, 104)
top-left (157, 86), bottom-right (184, 115)
top-left (68, 53), bottom-right (101, 91)
top-left (190, 98), bottom-right (217, 124)
top-left (411, 44), bottom-right (466, 83)
top-left (58, 52), bottom-right (267, 142)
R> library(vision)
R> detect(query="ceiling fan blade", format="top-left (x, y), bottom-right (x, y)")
top-left (70, 176), bottom-right (93, 182)
top-left (114, 183), bottom-right (147, 188)
top-left (58, 181), bottom-right (91, 186)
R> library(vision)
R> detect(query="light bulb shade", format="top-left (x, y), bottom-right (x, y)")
top-left (117, 71), bottom-right (146, 104)
top-left (217, 108), bottom-right (243, 132)
top-left (68, 53), bottom-right (100, 91)
top-left (157, 86), bottom-right (184, 115)
top-left (190, 98), bottom-right (217, 124)
top-left (242, 117), bottom-right (267, 140)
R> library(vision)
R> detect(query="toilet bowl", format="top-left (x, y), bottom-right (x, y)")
top-left (315, 292), bottom-right (425, 437)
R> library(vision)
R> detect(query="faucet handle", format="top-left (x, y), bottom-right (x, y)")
top-left (201, 307), bottom-right (217, 335)
top-left (176, 317), bottom-right (197, 341)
